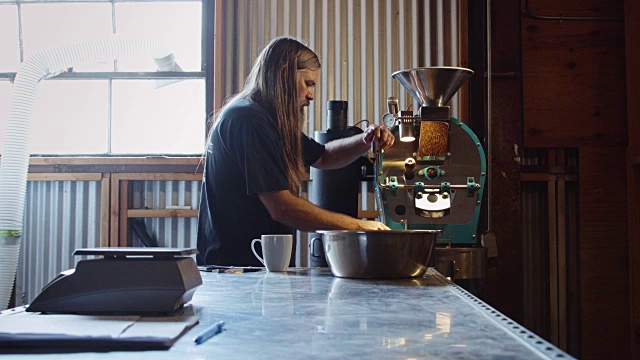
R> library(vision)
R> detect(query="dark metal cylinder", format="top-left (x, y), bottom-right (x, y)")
top-left (310, 129), bottom-right (361, 217)
top-left (309, 101), bottom-right (361, 267)
top-left (327, 100), bottom-right (348, 130)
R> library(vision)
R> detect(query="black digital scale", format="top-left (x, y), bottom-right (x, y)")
top-left (26, 248), bottom-right (202, 315)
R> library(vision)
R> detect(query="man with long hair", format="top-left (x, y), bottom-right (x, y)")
top-left (197, 37), bottom-right (394, 266)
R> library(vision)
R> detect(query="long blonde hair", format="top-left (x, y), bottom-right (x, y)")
top-left (211, 37), bottom-right (321, 194)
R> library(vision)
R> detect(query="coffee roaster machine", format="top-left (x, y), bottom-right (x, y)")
top-left (374, 67), bottom-right (487, 293)
top-left (310, 67), bottom-right (487, 293)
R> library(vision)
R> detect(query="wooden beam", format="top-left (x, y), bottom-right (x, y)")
top-left (100, 175), bottom-right (110, 248)
top-left (117, 173), bottom-right (203, 181)
top-left (548, 172), bottom-right (559, 346)
top-left (109, 173), bottom-right (120, 247)
top-left (127, 209), bottom-right (198, 218)
top-left (557, 174), bottom-right (567, 349)
top-left (118, 179), bottom-right (129, 247)
top-left (625, 0), bottom-right (640, 357)
top-left (28, 157), bottom-right (202, 166)
top-left (27, 173), bottom-right (102, 181)
top-left (630, 163), bottom-right (640, 358)
top-left (556, 149), bottom-right (567, 350)
top-left (486, 0), bottom-right (524, 324)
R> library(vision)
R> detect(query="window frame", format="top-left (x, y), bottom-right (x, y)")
top-left (0, 0), bottom-right (214, 156)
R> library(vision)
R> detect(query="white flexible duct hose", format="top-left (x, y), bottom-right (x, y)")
top-left (0, 36), bottom-right (179, 309)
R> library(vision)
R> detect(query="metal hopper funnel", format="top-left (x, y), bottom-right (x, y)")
top-left (392, 67), bottom-right (473, 107)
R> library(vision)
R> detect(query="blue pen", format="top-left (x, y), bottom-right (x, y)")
top-left (194, 320), bottom-right (225, 345)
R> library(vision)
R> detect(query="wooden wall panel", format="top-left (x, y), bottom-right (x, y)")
top-left (487, 0), bottom-right (524, 323)
top-left (626, 2), bottom-right (640, 160)
top-left (519, 1), bottom-right (630, 357)
top-left (521, 0), bottom-right (626, 148)
top-left (625, 0), bottom-right (640, 357)
top-left (579, 146), bottom-right (629, 360)
top-left (630, 165), bottom-right (640, 359)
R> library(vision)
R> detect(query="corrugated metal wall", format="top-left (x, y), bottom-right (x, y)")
top-left (14, 1), bottom-right (465, 303)
top-left (130, 180), bottom-right (200, 248)
top-left (215, 0), bottom-right (465, 134)
top-left (16, 180), bottom-right (102, 305)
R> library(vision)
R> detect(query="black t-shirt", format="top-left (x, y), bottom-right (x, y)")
top-left (196, 98), bottom-right (325, 266)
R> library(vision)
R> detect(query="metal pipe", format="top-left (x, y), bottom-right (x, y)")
top-left (487, 0), bottom-right (492, 234)
top-left (524, 0), bottom-right (622, 21)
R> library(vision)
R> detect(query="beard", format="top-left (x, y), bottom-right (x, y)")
top-left (299, 106), bottom-right (308, 129)
top-left (299, 101), bottom-right (309, 115)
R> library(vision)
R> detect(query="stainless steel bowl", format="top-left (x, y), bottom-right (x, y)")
top-left (316, 230), bottom-right (441, 279)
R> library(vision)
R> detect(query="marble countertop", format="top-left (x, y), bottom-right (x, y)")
top-left (10, 268), bottom-right (574, 359)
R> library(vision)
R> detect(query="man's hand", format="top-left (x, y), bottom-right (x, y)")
top-left (363, 124), bottom-right (394, 150)
top-left (259, 190), bottom-right (391, 232)
top-left (355, 219), bottom-right (390, 230)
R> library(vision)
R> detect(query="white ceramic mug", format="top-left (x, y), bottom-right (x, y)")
top-left (251, 234), bottom-right (293, 272)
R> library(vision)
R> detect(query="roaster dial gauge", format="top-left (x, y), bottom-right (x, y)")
top-left (383, 113), bottom-right (397, 129)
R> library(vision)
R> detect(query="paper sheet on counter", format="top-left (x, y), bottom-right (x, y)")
top-left (0, 305), bottom-right (199, 352)
top-left (0, 313), bottom-right (139, 337)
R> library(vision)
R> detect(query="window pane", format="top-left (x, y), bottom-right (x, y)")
top-left (29, 80), bottom-right (109, 154)
top-left (115, 2), bottom-right (202, 71)
top-left (111, 79), bottom-right (205, 154)
top-left (0, 81), bottom-right (13, 154)
top-left (0, 5), bottom-right (19, 71)
top-left (21, 3), bottom-right (113, 72)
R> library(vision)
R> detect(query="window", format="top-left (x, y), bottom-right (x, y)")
top-left (0, 0), bottom-right (207, 155)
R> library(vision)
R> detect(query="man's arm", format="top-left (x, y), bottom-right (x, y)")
top-left (312, 124), bottom-right (394, 169)
top-left (258, 190), bottom-right (389, 232)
